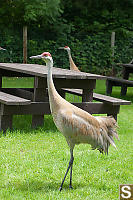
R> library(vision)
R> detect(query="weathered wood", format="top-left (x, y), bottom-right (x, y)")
top-left (106, 77), bottom-right (133, 95)
top-left (0, 62), bottom-right (122, 131)
top-left (23, 26), bottom-right (27, 64)
top-left (82, 89), bottom-right (93, 102)
top-left (0, 76), bottom-right (2, 88)
top-left (0, 68), bottom-right (33, 77)
top-left (107, 77), bottom-right (133, 85)
top-left (0, 90), bottom-right (31, 132)
top-left (117, 63), bottom-right (133, 69)
top-left (106, 80), bottom-right (113, 95)
top-left (32, 77), bottom-right (47, 128)
top-left (111, 32), bottom-right (116, 76)
top-left (32, 115), bottom-right (44, 128)
top-left (106, 63), bottom-right (133, 95)
top-left (0, 63), bottom-right (106, 80)
top-left (0, 114), bottom-right (12, 132)
top-left (62, 88), bottom-right (131, 105)
top-left (0, 91), bottom-right (31, 105)
top-left (94, 93), bottom-right (131, 105)
top-left (33, 77), bottom-right (47, 101)
top-left (0, 102), bottom-right (120, 115)
top-left (82, 80), bottom-right (96, 102)
top-left (1, 88), bottom-right (34, 100)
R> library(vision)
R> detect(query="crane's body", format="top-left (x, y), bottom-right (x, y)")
top-left (59, 46), bottom-right (80, 71)
top-left (30, 52), bottom-right (118, 191)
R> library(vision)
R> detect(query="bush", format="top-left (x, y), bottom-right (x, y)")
top-left (1, 27), bottom-right (133, 76)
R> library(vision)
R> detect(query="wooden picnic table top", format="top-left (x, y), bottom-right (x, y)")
top-left (117, 63), bottom-right (133, 69)
top-left (0, 63), bottom-right (106, 80)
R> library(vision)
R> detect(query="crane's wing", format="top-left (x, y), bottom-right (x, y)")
top-left (58, 107), bottom-right (118, 154)
top-left (58, 108), bottom-right (103, 149)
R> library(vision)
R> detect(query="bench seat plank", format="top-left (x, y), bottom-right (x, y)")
top-left (107, 77), bottom-right (133, 85)
top-left (62, 88), bottom-right (131, 105)
top-left (0, 91), bottom-right (31, 105)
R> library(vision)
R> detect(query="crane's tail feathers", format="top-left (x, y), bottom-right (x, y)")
top-left (106, 135), bottom-right (117, 149)
top-left (109, 128), bottom-right (119, 141)
top-left (96, 116), bottom-right (119, 154)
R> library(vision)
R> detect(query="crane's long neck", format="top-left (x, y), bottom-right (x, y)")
top-left (67, 49), bottom-right (80, 72)
top-left (47, 60), bottom-right (63, 115)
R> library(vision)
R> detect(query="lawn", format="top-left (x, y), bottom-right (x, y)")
top-left (0, 78), bottom-right (132, 200)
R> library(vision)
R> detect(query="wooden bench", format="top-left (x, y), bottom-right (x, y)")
top-left (106, 77), bottom-right (133, 96)
top-left (0, 91), bottom-right (31, 132)
top-left (62, 88), bottom-right (131, 120)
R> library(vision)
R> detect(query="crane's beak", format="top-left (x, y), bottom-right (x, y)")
top-left (30, 55), bottom-right (42, 59)
top-left (58, 47), bottom-right (65, 50)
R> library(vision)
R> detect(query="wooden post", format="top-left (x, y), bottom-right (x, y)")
top-left (23, 26), bottom-right (27, 64)
top-left (111, 32), bottom-right (115, 76)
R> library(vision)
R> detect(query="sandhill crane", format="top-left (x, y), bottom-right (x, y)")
top-left (59, 46), bottom-right (80, 71)
top-left (30, 52), bottom-right (119, 191)
top-left (0, 47), bottom-right (6, 51)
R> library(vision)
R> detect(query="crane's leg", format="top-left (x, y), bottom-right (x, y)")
top-left (69, 150), bottom-right (74, 189)
top-left (59, 149), bottom-right (74, 191)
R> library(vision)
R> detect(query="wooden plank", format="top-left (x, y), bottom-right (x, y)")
top-left (1, 88), bottom-right (34, 100)
top-left (0, 102), bottom-right (120, 115)
top-left (23, 26), bottom-right (27, 64)
top-left (93, 93), bottom-right (131, 105)
top-left (107, 77), bottom-right (133, 85)
top-left (0, 63), bottom-right (106, 80)
top-left (0, 91), bottom-right (31, 105)
top-left (62, 88), bottom-right (131, 105)
top-left (117, 63), bottom-right (133, 69)
top-left (54, 79), bottom-right (96, 89)
top-left (32, 76), bottom-right (47, 128)
top-left (0, 114), bottom-right (12, 132)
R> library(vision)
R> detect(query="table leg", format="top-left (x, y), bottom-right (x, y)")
top-left (121, 67), bottom-right (130, 96)
top-left (107, 105), bottom-right (120, 121)
top-left (82, 89), bottom-right (93, 102)
top-left (0, 115), bottom-right (12, 132)
top-left (107, 113), bottom-right (117, 121)
top-left (0, 76), bottom-right (2, 89)
top-left (32, 77), bottom-right (47, 128)
top-left (106, 80), bottom-right (113, 95)
top-left (121, 84), bottom-right (127, 96)
top-left (82, 80), bottom-right (96, 102)
top-left (0, 104), bottom-right (12, 132)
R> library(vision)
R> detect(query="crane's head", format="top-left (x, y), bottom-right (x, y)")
top-left (58, 46), bottom-right (70, 52)
top-left (0, 47), bottom-right (6, 51)
top-left (30, 52), bottom-right (53, 64)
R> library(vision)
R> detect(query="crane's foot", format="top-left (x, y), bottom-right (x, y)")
top-left (59, 186), bottom-right (62, 192)
top-left (69, 185), bottom-right (73, 190)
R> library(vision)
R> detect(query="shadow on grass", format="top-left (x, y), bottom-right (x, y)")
top-left (6, 179), bottom-right (86, 193)
top-left (0, 115), bottom-right (58, 137)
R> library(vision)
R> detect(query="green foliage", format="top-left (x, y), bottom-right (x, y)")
top-left (0, 0), bottom-right (133, 75)
top-left (0, 0), bottom-right (62, 25)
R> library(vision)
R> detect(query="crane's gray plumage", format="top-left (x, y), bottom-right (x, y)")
top-left (30, 52), bottom-right (119, 191)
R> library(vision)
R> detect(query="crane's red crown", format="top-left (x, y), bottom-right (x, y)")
top-left (64, 46), bottom-right (69, 48)
top-left (41, 52), bottom-right (52, 57)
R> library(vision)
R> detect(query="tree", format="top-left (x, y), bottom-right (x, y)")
top-left (0, 0), bottom-right (62, 26)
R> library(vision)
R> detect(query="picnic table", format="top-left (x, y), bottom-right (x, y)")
top-left (0, 63), bottom-right (131, 132)
top-left (106, 63), bottom-right (133, 95)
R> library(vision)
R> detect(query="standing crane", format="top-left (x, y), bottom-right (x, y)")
top-left (30, 52), bottom-right (119, 191)
top-left (59, 46), bottom-right (80, 71)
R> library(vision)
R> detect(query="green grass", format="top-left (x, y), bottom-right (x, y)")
top-left (0, 78), bottom-right (133, 200)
